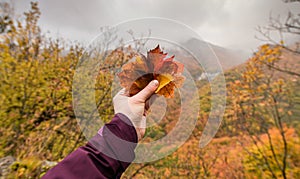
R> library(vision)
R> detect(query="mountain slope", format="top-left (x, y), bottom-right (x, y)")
top-left (181, 38), bottom-right (248, 71)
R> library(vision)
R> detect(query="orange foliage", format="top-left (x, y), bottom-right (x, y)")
top-left (118, 45), bottom-right (185, 98)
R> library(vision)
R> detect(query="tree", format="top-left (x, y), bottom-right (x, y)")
top-left (227, 44), bottom-right (299, 178)
top-left (256, 0), bottom-right (300, 77)
top-left (0, 2), bottom-right (145, 177)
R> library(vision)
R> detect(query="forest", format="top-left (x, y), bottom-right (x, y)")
top-left (0, 1), bottom-right (299, 178)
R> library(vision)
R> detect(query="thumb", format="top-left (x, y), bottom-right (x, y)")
top-left (133, 80), bottom-right (159, 102)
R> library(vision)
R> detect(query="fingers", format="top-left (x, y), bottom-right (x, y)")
top-left (145, 94), bottom-right (158, 111)
top-left (148, 94), bottom-right (158, 106)
top-left (133, 80), bottom-right (159, 102)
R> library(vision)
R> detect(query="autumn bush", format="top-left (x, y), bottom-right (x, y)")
top-left (244, 128), bottom-right (300, 178)
top-left (0, 2), bottom-right (86, 162)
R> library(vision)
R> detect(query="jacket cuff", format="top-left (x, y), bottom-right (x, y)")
top-left (89, 113), bottom-right (138, 170)
top-left (110, 113), bottom-right (138, 143)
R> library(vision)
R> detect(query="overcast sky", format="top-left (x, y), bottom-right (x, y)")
top-left (11, 0), bottom-right (300, 53)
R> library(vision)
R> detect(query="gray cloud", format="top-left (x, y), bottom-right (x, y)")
top-left (12, 0), bottom-right (300, 52)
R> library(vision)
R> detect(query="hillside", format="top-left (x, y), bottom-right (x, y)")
top-left (231, 45), bottom-right (300, 79)
top-left (164, 38), bottom-right (248, 83)
top-left (181, 38), bottom-right (248, 71)
top-left (121, 44), bottom-right (300, 178)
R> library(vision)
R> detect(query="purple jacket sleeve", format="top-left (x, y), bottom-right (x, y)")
top-left (42, 113), bottom-right (138, 179)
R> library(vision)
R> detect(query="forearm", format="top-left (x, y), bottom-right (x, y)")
top-left (42, 113), bottom-right (138, 179)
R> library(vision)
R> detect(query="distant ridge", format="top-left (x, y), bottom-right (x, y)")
top-left (182, 38), bottom-right (249, 71)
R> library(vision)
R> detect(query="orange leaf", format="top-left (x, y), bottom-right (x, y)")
top-left (157, 82), bottom-right (176, 98)
top-left (118, 45), bottom-right (185, 98)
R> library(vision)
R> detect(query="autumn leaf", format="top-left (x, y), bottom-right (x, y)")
top-left (155, 74), bottom-right (173, 93)
top-left (117, 45), bottom-right (185, 98)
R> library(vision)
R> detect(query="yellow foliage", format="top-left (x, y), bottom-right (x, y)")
top-left (155, 73), bottom-right (173, 93)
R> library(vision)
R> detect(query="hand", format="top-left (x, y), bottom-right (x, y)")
top-left (113, 80), bottom-right (159, 141)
